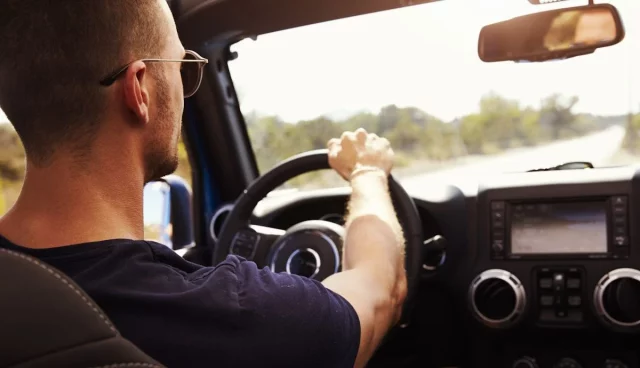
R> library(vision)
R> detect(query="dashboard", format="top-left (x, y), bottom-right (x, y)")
top-left (211, 164), bottom-right (640, 368)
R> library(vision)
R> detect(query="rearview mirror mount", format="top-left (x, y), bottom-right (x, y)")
top-left (478, 3), bottom-right (625, 63)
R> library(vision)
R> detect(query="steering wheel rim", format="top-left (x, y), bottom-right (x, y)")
top-left (214, 149), bottom-right (423, 326)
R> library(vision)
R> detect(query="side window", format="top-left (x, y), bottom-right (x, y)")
top-left (0, 115), bottom-right (192, 246)
top-left (0, 123), bottom-right (25, 217)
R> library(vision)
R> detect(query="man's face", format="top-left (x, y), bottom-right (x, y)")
top-left (144, 0), bottom-right (185, 182)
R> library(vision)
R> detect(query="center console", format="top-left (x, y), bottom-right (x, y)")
top-left (467, 169), bottom-right (640, 368)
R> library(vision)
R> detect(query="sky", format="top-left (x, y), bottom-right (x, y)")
top-left (0, 0), bottom-right (637, 125)
top-left (227, 0), bottom-right (640, 122)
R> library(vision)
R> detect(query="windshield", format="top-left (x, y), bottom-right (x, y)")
top-left (228, 0), bottom-right (640, 191)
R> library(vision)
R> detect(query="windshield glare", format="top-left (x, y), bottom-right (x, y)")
top-left (229, 0), bottom-right (640, 191)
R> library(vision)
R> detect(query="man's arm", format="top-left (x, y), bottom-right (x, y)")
top-left (322, 129), bottom-right (407, 368)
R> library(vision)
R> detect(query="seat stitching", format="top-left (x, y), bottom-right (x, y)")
top-left (0, 248), bottom-right (116, 332)
top-left (89, 363), bottom-right (163, 368)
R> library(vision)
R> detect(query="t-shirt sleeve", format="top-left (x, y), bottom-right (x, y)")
top-left (233, 256), bottom-right (361, 368)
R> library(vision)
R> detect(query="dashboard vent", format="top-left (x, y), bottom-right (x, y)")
top-left (469, 269), bottom-right (526, 328)
top-left (474, 278), bottom-right (517, 321)
top-left (603, 277), bottom-right (640, 324)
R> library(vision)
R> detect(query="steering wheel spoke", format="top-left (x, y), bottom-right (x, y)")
top-left (228, 225), bottom-right (285, 262)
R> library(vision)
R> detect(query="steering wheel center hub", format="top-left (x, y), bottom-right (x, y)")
top-left (268, 221), bottom-right (343, 281)
top-left (286, 248), bottom-right (321, 278)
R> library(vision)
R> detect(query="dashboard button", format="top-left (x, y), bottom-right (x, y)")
top-left (614, 235), bottom-right (628, 247)
top-left (613, 215), bottom-right (626, 225)
top-left (491, 201), bottom-right (505, 210)
top-left (614, 225), bottom-right (627, 235)
top-left (540, 295), bottom-right (554, 306)
top-left (539, 308), bottom-right (555, 322)
top-left (612, 206), bottom-right (626, 215)
top-left (540, 278), bottom-right (552, 289)
top-left (568, 296), bottom-right (581, 307)
top-left (567, 278), bottom-right (580, 289)
top-left (566, 309), bottom-right (583, 322)
top-left (612, 196), bottom-right (628, 206)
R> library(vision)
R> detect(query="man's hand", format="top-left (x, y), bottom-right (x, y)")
top-left (322, 128), bottom-right (407, 368)
top-left (327, 128), bottom-right (394, 181)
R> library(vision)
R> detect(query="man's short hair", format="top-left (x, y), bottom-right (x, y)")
top-left (0, 0), bottom-right (167, 165)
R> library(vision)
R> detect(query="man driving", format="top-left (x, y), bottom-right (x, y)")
top-left (0, 1), bottom-right (406, 367)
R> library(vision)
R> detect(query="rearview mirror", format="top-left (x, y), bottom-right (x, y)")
top-left (478, 4), bottom-right (624, 63)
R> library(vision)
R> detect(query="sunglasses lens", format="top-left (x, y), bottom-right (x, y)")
top-left (181, 53), bottom-right (202, 97)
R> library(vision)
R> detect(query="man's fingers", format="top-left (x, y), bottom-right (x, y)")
top-left (355, 128), bottom-right (368, 142)
top-left (327, 138), bottom-right (340, 149)
top-left (328, 140), bottom-right (342, 160)
top-left (341, 131), bottom-right (356, 143)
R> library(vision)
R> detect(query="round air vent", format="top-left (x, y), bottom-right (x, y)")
top-left (594, 268), bottom-right (640, 329)
top-left (469, 269), bottom-right (526, 328)
top-left (209, 204), bottom-right (234, 242)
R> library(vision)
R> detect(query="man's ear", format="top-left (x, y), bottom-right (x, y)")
top-left (123, 61), bottom-right (150, 125)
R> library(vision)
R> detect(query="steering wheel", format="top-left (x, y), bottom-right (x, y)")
top-left (214, 149), bottom-right (423, 326)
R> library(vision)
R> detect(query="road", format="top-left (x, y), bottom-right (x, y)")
top-left (399, 125), bottom-right (626, 193)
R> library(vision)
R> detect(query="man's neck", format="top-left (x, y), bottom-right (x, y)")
top-left (0, 156), bottom-right (145, 249)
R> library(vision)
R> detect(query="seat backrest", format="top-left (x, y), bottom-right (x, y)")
top-left (0, 248), bottom-right (165, 368)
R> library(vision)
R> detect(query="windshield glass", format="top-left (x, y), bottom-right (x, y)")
top-left (228, 0), bottom-right (640, 191)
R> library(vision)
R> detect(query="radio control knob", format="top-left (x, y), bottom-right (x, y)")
top-left (422, 235), bottom-right (447, 272)
top-left (469, 269), bottom-right (526, 328)
top-left (594, 268), bottom-right (640, 329)
top-left (554, 357), bottom-right (582, 368)
top-left (513, 356), bottom-right (538, 368)
top-left (603, 359), bottom-right (628, 368)
top-left (491, 240), bottom-right (504, 252)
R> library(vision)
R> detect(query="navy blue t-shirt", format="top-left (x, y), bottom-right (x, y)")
top-left (0, 236), bottom-right (360, 368)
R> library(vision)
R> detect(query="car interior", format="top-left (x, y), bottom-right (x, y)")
top-left (1, 0), bottom-right (639, 367)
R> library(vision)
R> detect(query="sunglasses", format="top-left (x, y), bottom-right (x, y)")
top-left (99, 50), bottom-right (209, 98)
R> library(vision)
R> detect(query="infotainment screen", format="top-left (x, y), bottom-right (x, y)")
top-left (510, 201), bottom-right (608, 255)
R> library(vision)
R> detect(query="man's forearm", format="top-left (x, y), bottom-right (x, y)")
top-left (321, 169), bottom-right (407, 367)
top-left (322, 130), bottom-right (406, 368)
top-left (343, 170), bottom-right (405, 293)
